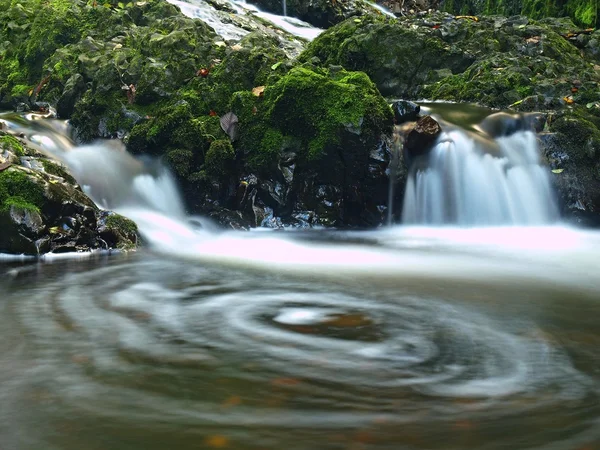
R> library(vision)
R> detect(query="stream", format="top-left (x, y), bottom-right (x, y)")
top-left (2, 225), bottom-right (600, 449)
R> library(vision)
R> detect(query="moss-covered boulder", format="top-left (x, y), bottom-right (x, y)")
top-left (439, 0), bottom-right (598, 28)
top-left (300, 13), bottom-right (598, 105)
top-left (231, 66), bottom-right (394, 227)
top-left (299, 14), bottom-right (475, 97)
top-left (0, 130), bottom-right (138, 254)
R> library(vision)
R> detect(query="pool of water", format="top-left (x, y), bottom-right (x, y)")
top-left (2, 226), bottom-right (600, 449)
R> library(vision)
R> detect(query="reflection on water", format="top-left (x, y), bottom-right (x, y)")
top-left (2, 228), bottom-right (600, 450)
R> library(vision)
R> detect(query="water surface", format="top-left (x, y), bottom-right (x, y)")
top-left (2, 227), bottom-right (600, 449)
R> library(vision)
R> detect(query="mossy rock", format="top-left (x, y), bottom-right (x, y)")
top-left (205, 140), bottom-right (235, 178)
top-left (299, 14), bottom-right (474, 97)
top-left (0, 134), bottom-right (25, 156)
top-left (99, 211), bottom-right (139, 250)
top-left (440, 0), bottom-right (598, 28)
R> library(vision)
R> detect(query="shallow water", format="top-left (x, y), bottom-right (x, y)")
top-left (2, 226), bottom-right (600, 450)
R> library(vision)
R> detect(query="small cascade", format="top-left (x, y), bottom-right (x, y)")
top-left (402, 129), bottom-right (559, 226)
top-left (282, 0), bottom-right (287, 16)
top-left (169, 0), bottom-right (323, 41)
top-left (61, 143), bottom-right (186, 218)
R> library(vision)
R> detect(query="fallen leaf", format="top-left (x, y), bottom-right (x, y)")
top-left (204, 435), bottom-right (229, 448)
top-left (525, 36), bottom-right (540, 44)
top-left (455, 15), bottom-right (478, 21)
top-left (220, 112), bottom-right (239, 141)
top-left (209, 110), bottom-right (218, 116)
top-left (252, 85), bottom-right (265, 97)
top-left (563, 96), bottom-right (574, 104)
top-left (271, 61), bottom-right (282, 70)
top-left (271, 377), bottom-right (300, 387)
top-left (113, 43), bottom-right (123, 50)
top-left (221, 395), bottom-right (242, 408)
top-left (230, 44), bottom-right (243, 51)
top-left (552, 168), bottom-right (564, 174)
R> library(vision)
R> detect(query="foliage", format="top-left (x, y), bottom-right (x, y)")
top-left (0, 168), bottom-right (45, 213)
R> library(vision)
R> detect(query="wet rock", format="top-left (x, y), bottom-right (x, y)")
top-left (404, 115), bottom-right (442, 159)
top-left (391, 100), bottom-right (421, 124)
top-left (245, 0), bottom-right (392, 28)
top-left (0, 131), bottom-right (139, 255)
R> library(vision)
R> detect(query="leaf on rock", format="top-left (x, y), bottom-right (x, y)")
top-left (220, 112), bottom-right (239, 142)
top-left (204, 435), bottom-right (229, 448)
top-left (552, 168), bottom-right (564, 174)
top-left (252, 86), bottom-right (265, 97)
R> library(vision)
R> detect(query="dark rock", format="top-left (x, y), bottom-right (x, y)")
top-left (404, 115), bottom-right (442, 159)
top-left (391, 100), bottom-right (421, 124)
top-left (0, 131), bottom-right (139, 255)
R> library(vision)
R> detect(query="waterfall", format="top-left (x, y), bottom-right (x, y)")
top-left (168, 0), bottom-right (323, 41)
top-left (282, 0), bottom-right (287, 16)
top-left (402, 129), bottom-right (559, 226)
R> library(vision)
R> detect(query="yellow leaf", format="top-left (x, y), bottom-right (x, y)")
top-left (204, 435), bottom-right (229, 448)
top-left (230, 44), bottom-right (243, 51)
top-left (252, 85), bottom-right (265, 97)
top-left (552, 168), bottom-right (564, 174)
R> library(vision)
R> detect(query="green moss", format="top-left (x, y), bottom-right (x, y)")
top-left (10, 84), bottom-right (30, 98)
top-left (0, 168), bottom-right (45, 213)
top-left (0, 134), bottom-right (25, 156)
top-left (1, 196), bottom-right (40, 213)
top-left (204, 140), bottom-right (235, 178)
top-left (264, 67), bottom-right (392, 160)
top-left (166, 148), bottom-right (195, 178)
top-left (41, 159), bottom-right (77, 184)
top-left (550, 112), bottom-right (600, 160)
top-left (105, 212), bottom-right (138, 235)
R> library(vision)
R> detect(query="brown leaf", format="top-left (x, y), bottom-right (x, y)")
top-left (204, 435), bottom-right (229, 448)
top-left (220, 112), bottom-right (239, 142)
top-left (221, 395), bottom-right (242, 408)
top-left (252, 85), bottom-right (265, 97)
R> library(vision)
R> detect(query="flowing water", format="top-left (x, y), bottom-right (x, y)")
top-left (402, 105), bottom-right (559, 226)
top-left (2, 111), bottom-right (600, 449)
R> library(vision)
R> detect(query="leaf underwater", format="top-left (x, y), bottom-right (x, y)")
top-left (220, 112), bottom-right (239, 142)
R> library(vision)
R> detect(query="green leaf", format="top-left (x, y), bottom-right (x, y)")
top-left (271, 61), bottom-right (282, 70)
top-left (551, 168), bottom-right (564, 174)
top-left (354, 18), bottom-right (362, 23)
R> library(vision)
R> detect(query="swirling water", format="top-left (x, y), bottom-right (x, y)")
top-left (2, 112), bottom-right (600, 449)
top-left (3, 227), bottom-right (600, 449)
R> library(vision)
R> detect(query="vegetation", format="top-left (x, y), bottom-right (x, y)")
top-left (0, 168), bottom-right (45, 213)
top-left (441, 0), bottom-right (598, 27)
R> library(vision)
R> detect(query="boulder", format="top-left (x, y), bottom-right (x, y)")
top-left (403, 115), bottom-right (442, 160)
